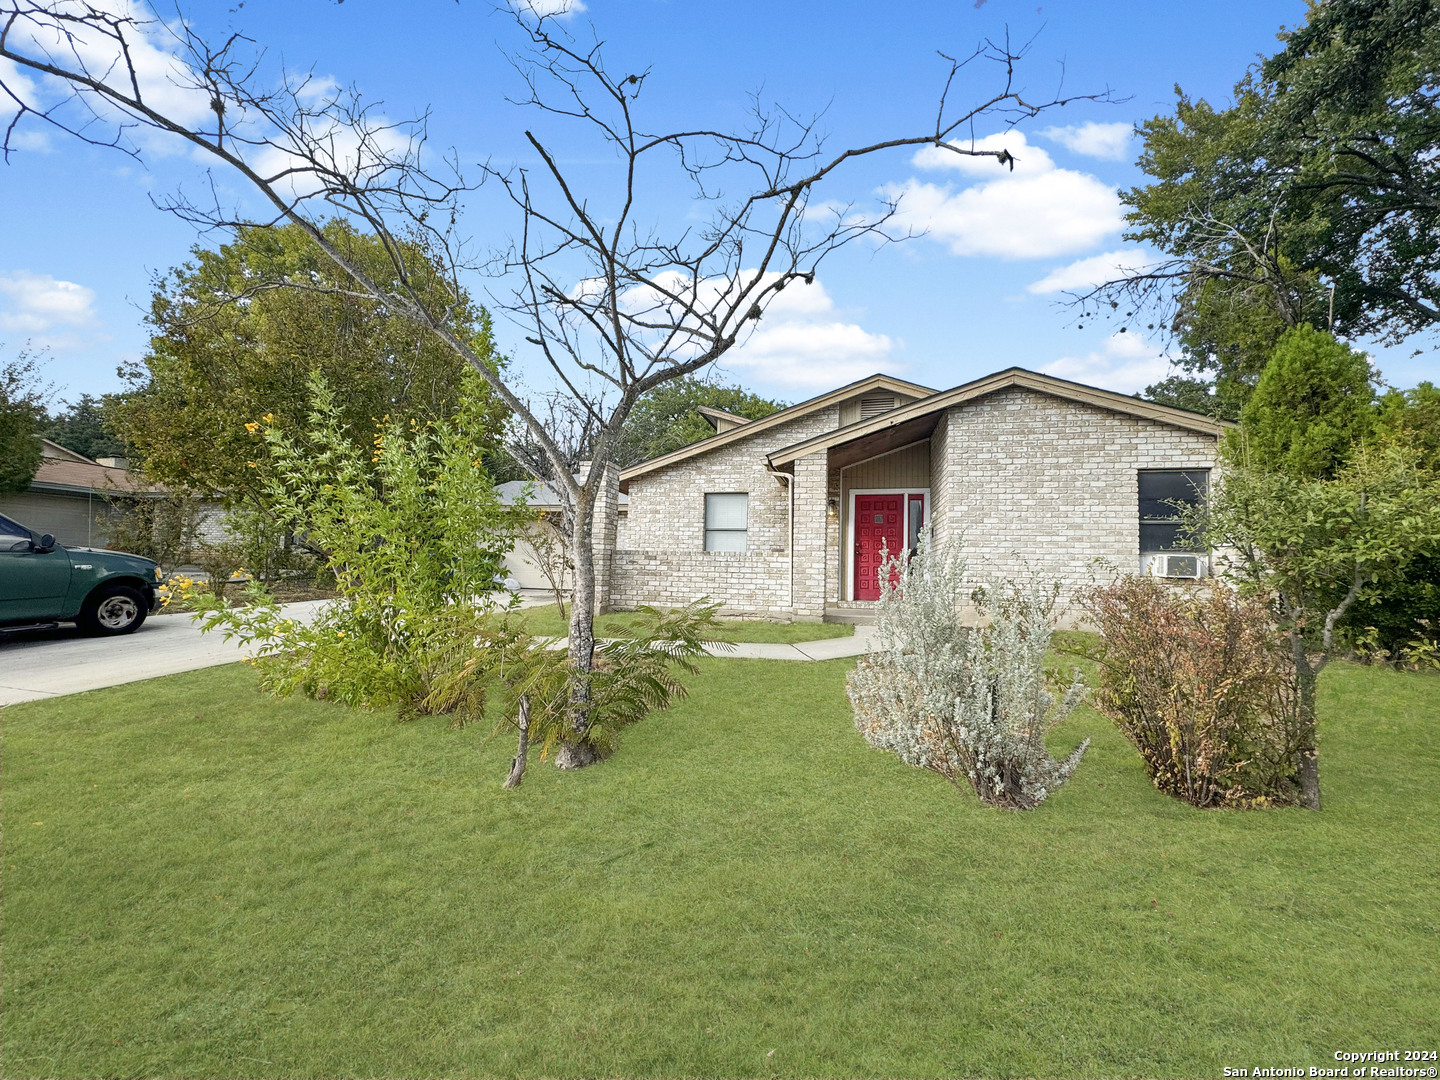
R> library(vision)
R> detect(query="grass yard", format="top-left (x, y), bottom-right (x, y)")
top-left (2, 657), bottom-right (1437, 1078)
top-left (511, 601), bottom-right (855, 643)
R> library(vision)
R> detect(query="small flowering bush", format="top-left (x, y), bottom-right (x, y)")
top-left (194, 371), bottom-right (523, 714)
top-left (1075, 575), bottom-right (1302, 808)
top-left (847, 531), bottom-right (1088, 810)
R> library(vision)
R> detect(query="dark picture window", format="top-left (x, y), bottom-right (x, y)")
top-left (704, 493), bottom-right (748, 552)
top-left (1139, 470), bottom-right (1208, 553)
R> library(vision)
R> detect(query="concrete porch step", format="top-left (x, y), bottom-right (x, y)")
top-left (824, 606), bottom-right (877, 625)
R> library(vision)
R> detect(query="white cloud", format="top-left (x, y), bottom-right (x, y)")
top-left (1038, 121), bottom-right (1135, 162)
top-left (0, 271), bottom-right (97, 335)
top-left (556, 271), bottom-right (895, 391)
top-left (5, 2), bottom-right (375, 173)
top-left (887, 131), bottom-right (1124, 259)
top-left (723, 278), bottom-right (896, 390)
top-left (910, 131), bottom-right (1053, 175)
top-left (509, 0), bottom-right (588, 17)
top-left (1042, 331), bottom-right (1173, 394)
top-left (885, 174), bottom-right (1122, 259)
top-left (1027, 248), bottom-right (1160, 295)
top-left (20, 2), bottom-right (214, 131)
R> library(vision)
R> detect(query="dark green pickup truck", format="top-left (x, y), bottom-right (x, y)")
top-left (0, 512), bottom-right (161, 635)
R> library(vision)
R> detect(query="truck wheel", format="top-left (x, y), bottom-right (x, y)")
top-left (78, 585), bottom-right (149, 636)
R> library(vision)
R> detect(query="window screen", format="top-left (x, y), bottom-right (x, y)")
top-left (704, 493), bottom-right (748, 552)
top-left (1139, 470), bottom-right (1208, 552)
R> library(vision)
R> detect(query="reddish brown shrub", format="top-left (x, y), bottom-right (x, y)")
top-left (1076, 577), bottom-right (1302, 808)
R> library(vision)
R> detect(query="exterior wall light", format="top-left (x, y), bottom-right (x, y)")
top-left (827, 497), bottom-right (839, 518)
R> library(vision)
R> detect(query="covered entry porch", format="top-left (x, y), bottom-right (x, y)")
top-left (773, 408), bottom-right (943, 618)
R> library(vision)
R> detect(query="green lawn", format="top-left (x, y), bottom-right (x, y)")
top-left (511, 601), bottom-right (855, 643)
top-left (2, 658), bottom-right (1437, 1078)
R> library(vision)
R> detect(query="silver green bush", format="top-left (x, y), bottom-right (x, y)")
top-left (846, 530), bottom-right (1088, 809)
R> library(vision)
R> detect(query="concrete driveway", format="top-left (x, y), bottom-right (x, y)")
top-left (0, 601), bottom-right (873, 708)
top-left (0, 601), bottom-right (329, 706)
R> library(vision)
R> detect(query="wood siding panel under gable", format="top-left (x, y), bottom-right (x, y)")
top-left (842, 440), bottom-right (931, 491)
top-left (837, 389), bottom-right (923, 427)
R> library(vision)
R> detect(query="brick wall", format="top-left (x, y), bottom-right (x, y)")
top-left (608, 386), bottom-right (1221, 622)
top-left (931, 387), bottom-right (1220, 615)
top-left (611, 407), bottom-right (838, 617)
top-left (609, 550), bottom-right (795, 618)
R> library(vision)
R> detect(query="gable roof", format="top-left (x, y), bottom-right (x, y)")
top-left (766, 367), bottom-right (1234, 468)
top-left (29, 440), bottom-right (160, 496)
top-left (696, 405), bottom-right (753, 431)
top-left (40, 438), bottom-right (96, 463)
top-left (619, 372), bottom-right (935, 488)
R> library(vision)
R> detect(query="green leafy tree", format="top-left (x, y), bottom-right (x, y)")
top-left (616, 377), bottom-right (784, 466)
top-left (1119, 90), bottom-right (1327, 410)
top-left (1232, 325), bottom-right (1375, 478)
top-left (42, 393), bottom-right (127, 461)
top-left (1096, 0), bottom-right (1440, 412)
top-left (1142, 374), bottom-right (1232, 419)
top-left (1191, 446), bottom-right (1440, 809)
top-left (1355, 382), bottom-right (1440, 655)
top-left (0, 345), bottom-right (47, 495)
top-left (195, 371), bottom-right (521, 713)
top-left (111, 222), bottom-right (502, 501)
top-left (1259, 0), bottom-right (1440, 343)
top-left (1376, 382), bottom-right (1440, 470)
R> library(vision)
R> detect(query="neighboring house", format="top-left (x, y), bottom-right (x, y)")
top-left (0, 440), bottom-right (162, 548)
top-left (589, 367), bottom-right (1229, 622)
top-left (497, 478), bottom-right (629, 592)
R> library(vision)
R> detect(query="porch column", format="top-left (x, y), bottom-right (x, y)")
top-left (590, 462), bottom-right (620, 614)
top-left (791, 449), bottom-right (828, 620)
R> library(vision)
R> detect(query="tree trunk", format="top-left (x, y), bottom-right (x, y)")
top-left (1291, 634), bottom-right (1321, 811)
top-left (503, 696), bottom-right (530, 789)
top-left (558, 496), bottom-right (600, 769)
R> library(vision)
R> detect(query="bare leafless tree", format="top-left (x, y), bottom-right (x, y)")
top-left (1, 1), bottom-right (1106, 765)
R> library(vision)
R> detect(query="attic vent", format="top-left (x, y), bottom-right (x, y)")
top-left (859, 393), bottom-right (896, 420)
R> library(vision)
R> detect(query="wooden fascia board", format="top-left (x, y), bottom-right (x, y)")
top-left (618, 372), bottom-right (938, 486)
top-left (696, 406), bottom-right (753, 430)
top-left (766, 368), bottom-right (1232, 467)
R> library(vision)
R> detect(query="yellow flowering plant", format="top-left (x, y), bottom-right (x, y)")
top-left (194, 371), bottom-right (524, 713)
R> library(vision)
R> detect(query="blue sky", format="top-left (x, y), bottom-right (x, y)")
top-left (2, 0), bottom-right (1433, 408)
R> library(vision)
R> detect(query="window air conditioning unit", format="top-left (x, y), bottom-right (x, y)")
top-left (1143, 553), bottom-right (1208, 579)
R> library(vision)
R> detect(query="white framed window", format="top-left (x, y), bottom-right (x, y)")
top-left (704, 492), bottom-right (748, 552)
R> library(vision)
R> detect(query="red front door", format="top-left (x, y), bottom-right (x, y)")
top-left (853, 493), bottom-right (906, 601)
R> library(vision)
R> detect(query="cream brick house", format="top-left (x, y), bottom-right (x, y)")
top-left (585, 367), bottom-right (1228, 622)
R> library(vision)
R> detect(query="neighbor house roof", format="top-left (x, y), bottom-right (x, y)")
top-left (28, 439), bottom-right (161, 497)
top-left (765, 367), bottom-right (1235, 468)
top-left (619, 373), bottom-right (936, 489)
top-left (696, 405), bottom-right (754, 432)
top-left (497, 479), bottom-right (629, 511)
